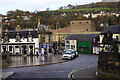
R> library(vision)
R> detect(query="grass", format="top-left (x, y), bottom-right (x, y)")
top-left (56, 8), bottom-right (111, 12)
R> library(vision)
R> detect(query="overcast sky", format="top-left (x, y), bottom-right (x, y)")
top-left (0, 0), bottom-right (102, 15)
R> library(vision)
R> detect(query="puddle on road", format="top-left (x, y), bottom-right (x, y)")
top-left (2, 54), bottom-right (63, 69)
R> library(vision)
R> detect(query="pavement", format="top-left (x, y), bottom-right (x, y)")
top-left (69, 65), bottom-right (98, 80)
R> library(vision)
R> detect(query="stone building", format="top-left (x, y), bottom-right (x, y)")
top-left (37, 19), bottom-right (52, 55)
top-left (70, 20), bottom-right (96, 33)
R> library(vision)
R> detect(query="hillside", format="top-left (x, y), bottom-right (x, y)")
top-left (2, 2), bottom-right (120, 31)
top-left (74, 2), bottom-right (119, 9)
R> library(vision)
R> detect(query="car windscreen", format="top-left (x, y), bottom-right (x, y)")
top-left (65, 53), bottom-right (71, 54)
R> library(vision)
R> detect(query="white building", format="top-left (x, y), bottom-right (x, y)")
top-left (1, 30), bottom-right (39, 55)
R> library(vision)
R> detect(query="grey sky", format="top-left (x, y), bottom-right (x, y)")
top-left (0, 0), bottom-right (102, 15)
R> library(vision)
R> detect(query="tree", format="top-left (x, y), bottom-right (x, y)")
top-left (107, 15), bottom-right (117, 26)
top-left (77, 13), bottom-right (83, 20)
top-left (118, 1), bottom-right (120, 11)
top-left (15, 9), bottom-right (24, 16)
top-left (16, 17), bottom-right (22, 25)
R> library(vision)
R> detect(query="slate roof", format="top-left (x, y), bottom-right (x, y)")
top-left (101, 25), bottom-right (120, 34)
top-left (78, 34), bottom-right (99, 42)
top-left (2, 30), bottom-right (38, 38)
top-left (65, 34), bottom-right (81, 40)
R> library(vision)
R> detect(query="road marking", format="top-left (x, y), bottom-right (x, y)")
top-left (68, 63), bottom-right (98, 80)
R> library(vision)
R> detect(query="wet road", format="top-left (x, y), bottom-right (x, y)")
top-left (2, 54), bottom-right (62, 68)
top-left (2, 54), bottom-right (98, 78)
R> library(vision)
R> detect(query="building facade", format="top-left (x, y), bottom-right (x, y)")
top-left (99, 25), bottom-right (120, 53)
top-left (65, 34), bottom-right (82, 51)
top-left (2, 30), bottom-right (39, 55)
top-left (37, 19), bottom-right (52, 55)
top-left (70, 20), bottom-right (96, 33)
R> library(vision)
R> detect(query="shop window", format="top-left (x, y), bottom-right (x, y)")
top-left (15, 46), bottom-right (19, 48)
top-left (80, 47), bottom-right (89, 51)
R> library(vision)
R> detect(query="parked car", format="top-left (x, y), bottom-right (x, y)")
top-left (62, 51), bottom-right (75, 60)
top-left (67, 49), bottom-right (79, 58)
top-left (73, 50), bottom-right (79, 57)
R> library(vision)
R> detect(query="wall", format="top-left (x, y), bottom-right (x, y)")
top-left (70, 20), bottom-right (96, 33)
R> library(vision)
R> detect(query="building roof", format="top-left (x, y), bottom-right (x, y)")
top-left (65, 34), bottom-right (81, 40)
top-left (78, 34), bottom-right (99, 42)
top-left (50, 27), bottom-right (70, 33)
top-left (37, 23), bottom-right (52, 34)
top-left (101, 25), bottom-right (120, 34)
top-left (2, 30), bottom-right (38, 38)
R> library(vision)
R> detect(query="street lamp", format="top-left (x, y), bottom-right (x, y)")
top-left (56, 23), bottom-right (58, 49)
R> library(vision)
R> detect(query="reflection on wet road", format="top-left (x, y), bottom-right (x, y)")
top-left (2, 54), bottom-right (63, 68)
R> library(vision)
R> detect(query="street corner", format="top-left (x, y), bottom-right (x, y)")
top-left (68, 64), bottom-right (98, 80)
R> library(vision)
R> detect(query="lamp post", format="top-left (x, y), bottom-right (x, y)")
top-left (56, 23), bottom-right (58, 50)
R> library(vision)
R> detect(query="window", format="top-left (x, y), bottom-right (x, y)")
top-left (42, 37), bottom-right (45, 42)
top-left (86, 29), bottom-right (88, 32)
top-left (86, 22), bottom-right (89, 23)
top-left (28, 35), bottom-right (32, 42)
top-left (79, 22), bottom-right (81, 24)
top-left (93, 38), bottom-right (96, 43)
top-left (71, 45), bottom-right (75, 49)
top-left (49, 35), bottom-right (50, 42)
top-left (3, 33), bottom-right (9, 43)
top-left (66, 40), bottom-right (70, 44)
top-left (72, 22), bottom-right (74, 24)
top-left (66, 45), bottom-right (70, 49)
top-left (16, 33), bottom-right (21, 42)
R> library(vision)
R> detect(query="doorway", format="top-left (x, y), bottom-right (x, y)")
top-left (22, 45), bottom-right (27, 55)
